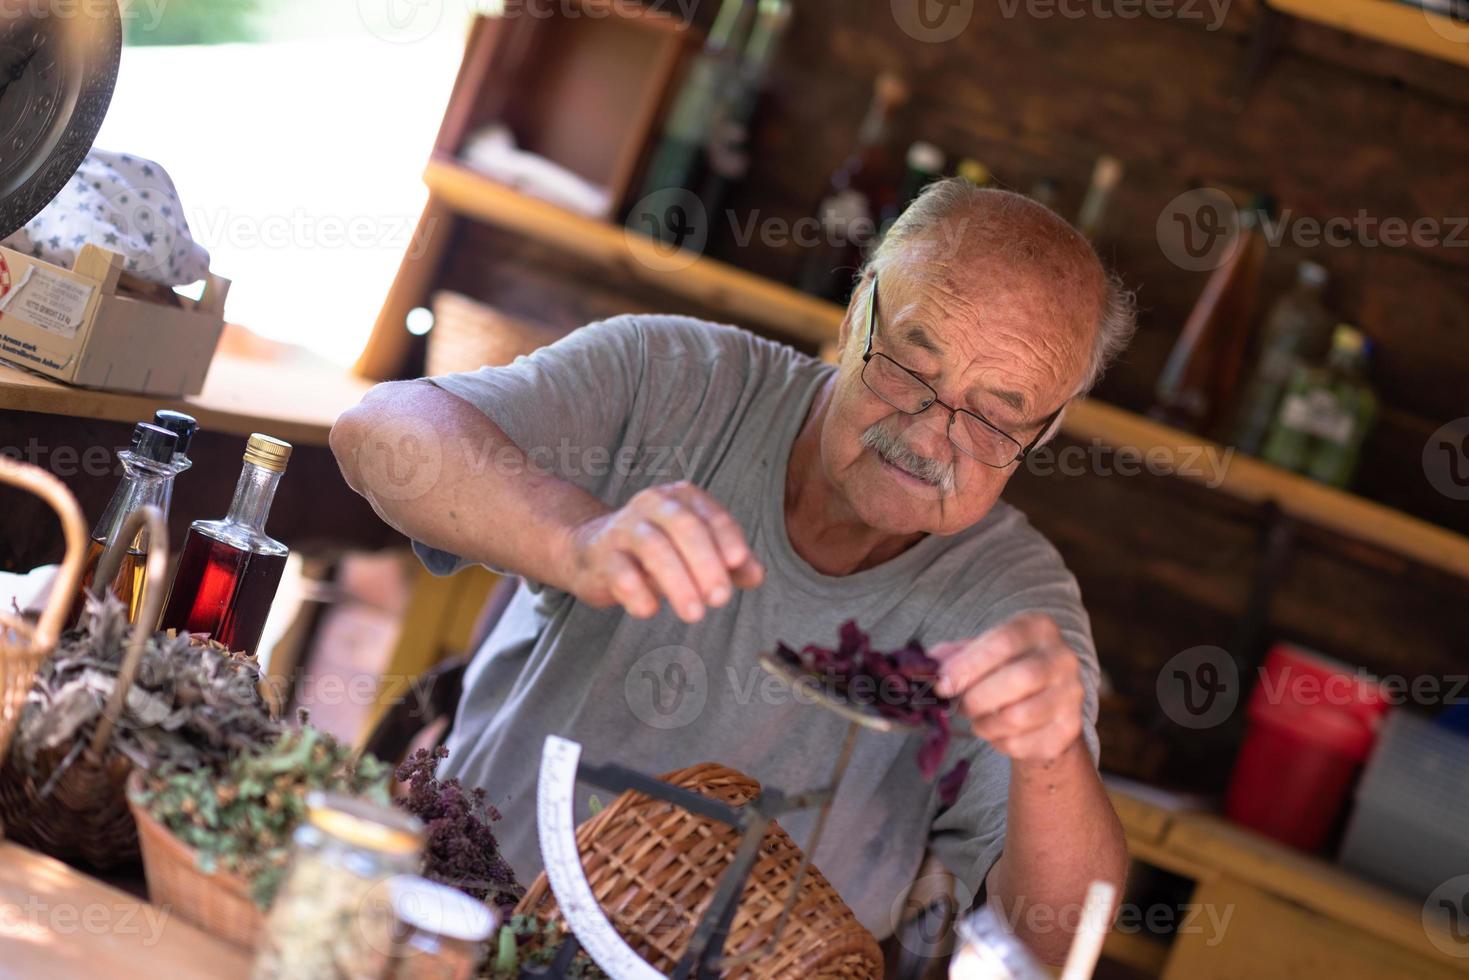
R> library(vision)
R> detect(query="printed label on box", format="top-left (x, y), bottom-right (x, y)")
top-left (0, 266), bottom-right (94, 339)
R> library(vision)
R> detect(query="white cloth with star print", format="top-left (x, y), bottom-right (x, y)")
top-left (1, 148), bottom-right (210, 287)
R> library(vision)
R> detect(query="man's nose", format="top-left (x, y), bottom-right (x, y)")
top-left (896, 411), bottom-right (954, 462)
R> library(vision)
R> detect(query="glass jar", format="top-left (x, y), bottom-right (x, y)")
top-left (948, 905), bottom-right (1049, 980)
top-left (384, 876), bottom-right (498, 980)
top-left (252, 791), bottom-right (424, 980)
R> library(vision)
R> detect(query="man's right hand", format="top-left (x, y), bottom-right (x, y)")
top-left (559, 481), bottom-right (764, 622)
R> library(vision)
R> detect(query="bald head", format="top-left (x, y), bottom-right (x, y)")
top-left (864, 180), bottom-right (1135, 395)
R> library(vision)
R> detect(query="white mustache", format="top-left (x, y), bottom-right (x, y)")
top-left (860, 424), bottom-right (956, 495)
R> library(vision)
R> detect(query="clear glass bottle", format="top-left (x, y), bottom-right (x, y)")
top-left (880, 141), bottom-right (947, 235)
top-left (798, 72), bottom-right (908, 302)
top-left (1261, 324), bottom-right (1378, 488)
top-left (159, 433), bottom-right (291, 657)
top-left (68, 421), bottom-right (179, 627)
top-left (629, 0), bottom-right (757, 211)
top-left (253, 792), bottom-right (424, 980)
top-left (1231, 262), bottom-right (1333, 455)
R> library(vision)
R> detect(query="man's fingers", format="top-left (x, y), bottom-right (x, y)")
top-left (647, 498), bottom-right (734, 606)
top-left (729, 556), bottom-right (765, 589)
top-left (604, 551), bottom-right (658, 619)
top-left (625, 522), bottom-right (706, 622)
top-left (677, 487), bottom-right (755, 571)
top-left (967, 684), bottom-right (1069, 742)
top-left (958, 654), bottom-right (1069, 720)
top-left (935, 614), bottom-right (1062, 698)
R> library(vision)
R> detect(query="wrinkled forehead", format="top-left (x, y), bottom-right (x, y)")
top-left (873, 243), bottom-right (1099, 398)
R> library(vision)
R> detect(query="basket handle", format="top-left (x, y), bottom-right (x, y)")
top-left (87, 505), bottom-right (169, 757)
top-left (0, 457), bottom-right (90, 652)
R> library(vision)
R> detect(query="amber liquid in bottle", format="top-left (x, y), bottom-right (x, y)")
top-left (65, 425), bottom-right (181, 630)
top-left (73, 540), bottom-right (149, 624)
top-left (159, 434), bottom-right (291, 659)
top-left (161, 529), bottom-right (287, 656)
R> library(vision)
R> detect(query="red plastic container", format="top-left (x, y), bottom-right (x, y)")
top-left (1225, 644), bottom-right (1390, 851)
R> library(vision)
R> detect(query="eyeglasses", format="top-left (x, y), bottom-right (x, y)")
top-left (860, 273), bottom-right (1063, 469)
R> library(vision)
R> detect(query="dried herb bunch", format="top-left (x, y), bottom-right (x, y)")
top-left (8, 593), bottom-right (280, 783)
top-left (395, 746), bottom-right (524, 915)
top-left (135, 722), bottom-right (393, 906)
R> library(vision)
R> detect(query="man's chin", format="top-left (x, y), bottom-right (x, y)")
top-left (844, 456), bottom-right (950, 532)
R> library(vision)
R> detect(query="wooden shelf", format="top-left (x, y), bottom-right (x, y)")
top-left (423, 157), bottom-right (846, 346)
top-left (1268, 0), bottom-right (1469, 68)
top-left (419, 161), bottom-right (1469, 581)
top-left (0, 352), bottom-right (373, 447)
top-left (1102, 930), bottom-right (1172, 974)
top-left (1063, 400), bottom-right (1469, 580)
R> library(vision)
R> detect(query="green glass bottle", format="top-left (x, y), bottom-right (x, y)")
top-left (1231, 262), bottom-right (1334, 455)
top-left (1260, 324), bottom-right (1377, 488)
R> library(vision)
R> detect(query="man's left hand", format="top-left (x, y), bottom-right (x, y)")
top-left (931, 613), bottom-right (1085, 763)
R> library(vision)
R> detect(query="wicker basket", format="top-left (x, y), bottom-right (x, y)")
top-left (127, 769), bottom-right (265, 951)
top-left (0, 507), bottom-right (166, 868)
top-left (427, 291), bottom-right (570, 377)
top-left (0, 457), bottom-right (88, 766)
top-left (516, 762), bottom-right (883, 979)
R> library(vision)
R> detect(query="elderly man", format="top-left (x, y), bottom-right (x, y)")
top-left (331, 180), bottom-right (1132, 962)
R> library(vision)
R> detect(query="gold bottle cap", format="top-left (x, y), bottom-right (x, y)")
top-left (243, 433), bottom-right (292, 473)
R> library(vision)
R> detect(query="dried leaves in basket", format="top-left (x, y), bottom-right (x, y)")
top-left (395, 746), bottom-right (524, 915)
top-left (8, 593), bottom-right (280, 786)
top-left (134, 723), bottom-right (393, 907)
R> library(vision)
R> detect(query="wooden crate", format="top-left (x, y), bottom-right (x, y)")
top-left (0, 244), bottom-right (228, 396)
top-left (434, 3), bottom-right (695, 213)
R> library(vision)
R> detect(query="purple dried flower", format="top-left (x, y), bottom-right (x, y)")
top-left (777, 620), bottom-right (969, 799)
top-left (394, 747), bottom-right (524, 913)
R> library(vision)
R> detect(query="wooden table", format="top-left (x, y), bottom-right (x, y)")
top-left (0, 842), bottom-right (250, 979)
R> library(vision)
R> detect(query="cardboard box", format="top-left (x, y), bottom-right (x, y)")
top-left (0, 243), bottom-right (229, 396)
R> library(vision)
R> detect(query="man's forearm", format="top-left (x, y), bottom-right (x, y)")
top-left (985, 738), bottom-right (1128, 964)
top-left (330, 380), bottom-right (607, 590)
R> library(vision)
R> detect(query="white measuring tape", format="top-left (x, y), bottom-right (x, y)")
top-left (536, 735), bottom-right (666, 980)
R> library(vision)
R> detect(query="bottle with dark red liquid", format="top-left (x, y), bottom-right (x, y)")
top-left (160, 433), bottom-right (291, 657)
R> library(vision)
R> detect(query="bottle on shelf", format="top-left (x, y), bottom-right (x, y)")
top-left (1029, 177), bottom-right (1060, 210)
top-left (159, 433), bottom-right (292, 658)
top-left (1230, 262), bottom-right (1334, 455)
top-left (628, 0), bottom-right (758, 219)
top-left (880, 141), bottom-right (946, 235)
top-left (1151, 199), bottom-right (1268, 433)
top-left (1076, 155), bottom-right (1123, 241)
top-left (1260, 324), bottom-right (1378, 489)
top-left (957, 159), bottom-right (993, 189)
top-left (698, 0), bottom-right (793, 227)
top-left (68, 422), bottom-right (180, 627)
top-left (796, 72), bottom-right (909, 302)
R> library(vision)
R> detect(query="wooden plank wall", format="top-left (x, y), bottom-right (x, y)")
top-left (430, 1), bottom-right (1469, 790)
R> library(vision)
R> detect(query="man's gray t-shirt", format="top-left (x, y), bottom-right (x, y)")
top-left (413, 314), bottom-right (1100, 939)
